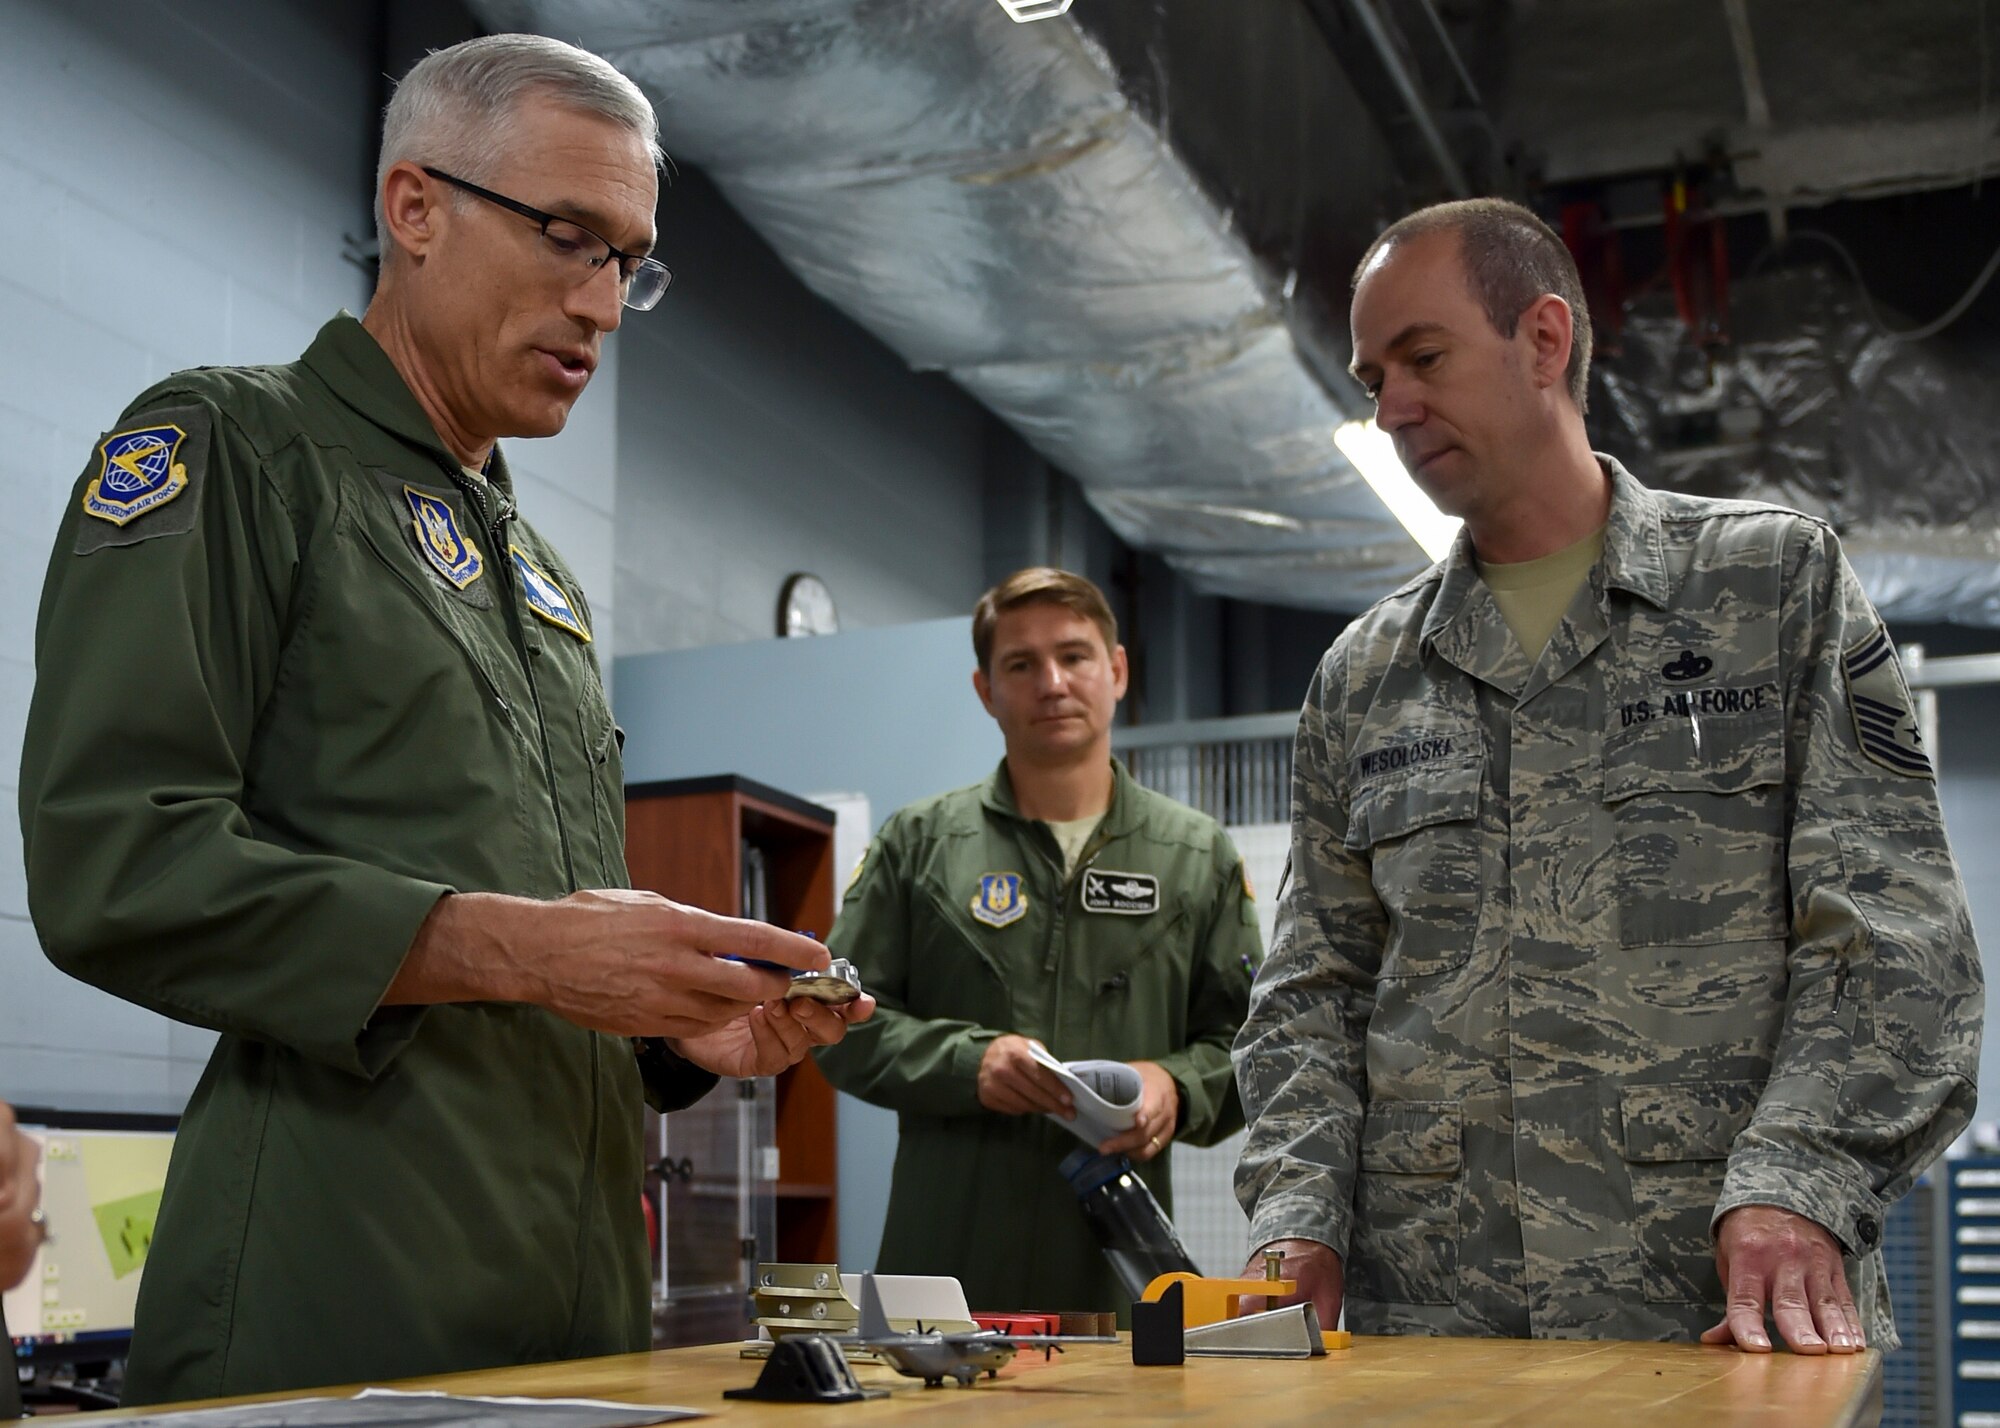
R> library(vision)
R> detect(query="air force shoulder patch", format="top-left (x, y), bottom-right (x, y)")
top-left (971, 872), bottom-right (1028, 928)
top-left (404, 486), bottom-right (483, 589)
top-left (75, 405), bottom-right (211, 552)
top-left (1843, 628), bottom-right (1931, 779)
top-left (85, 424), bottom-right (190, 526)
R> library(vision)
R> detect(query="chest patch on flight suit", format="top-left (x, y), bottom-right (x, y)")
top-left (1081, 868), bottom-right (1159, 916)
top-left (1843, 628), bottom-right (1931, 778)
top-left (970, 872), bottom-right (1028, 928)
top-left (75, 407), bottom-right (210, 552)
top-left (404, 486), bottom-right (484, 589)
top-left (511, 545), bottom-right (592, 642)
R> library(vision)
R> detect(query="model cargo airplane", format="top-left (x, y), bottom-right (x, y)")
top-left (844, 1273), bottom-right (1116, 1388)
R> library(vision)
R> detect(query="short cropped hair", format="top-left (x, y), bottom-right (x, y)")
top-left (375, 33), bottom-right (662, 258)
top-left (1354, 197), bottom-right (1593, 413)
top-left (973, 568), bottom-right (1119, 672)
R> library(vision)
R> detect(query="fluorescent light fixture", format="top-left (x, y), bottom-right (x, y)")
top-left (1333, 418), bottom-right (1461, 562)
top-left (996, 0), bottom-right (1075, 20)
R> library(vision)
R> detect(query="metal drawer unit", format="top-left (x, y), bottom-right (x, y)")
top-left (1883, 1175), bottom-right (1943, 1428)
top-left (1951, 1160), bottom-right (2000, 1425)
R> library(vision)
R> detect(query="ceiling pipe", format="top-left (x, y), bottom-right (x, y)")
top-left (1342, 0), bottom-right (1471, 197)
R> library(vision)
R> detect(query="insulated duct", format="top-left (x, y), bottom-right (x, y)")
top-left (472, 0), bottom-right (1428, 611)
top-left (1593, 263), bottom-right (2000, 626)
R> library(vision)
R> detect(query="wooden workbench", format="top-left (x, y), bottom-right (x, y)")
top-left (93, 1336), bottom-right (1883, 1427)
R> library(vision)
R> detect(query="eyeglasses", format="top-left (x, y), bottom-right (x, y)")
top-left (422, 167), bottom-right (672, 312)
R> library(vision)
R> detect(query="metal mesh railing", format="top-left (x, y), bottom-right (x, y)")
top-left (1117, 713), bottom-right (1295, 828)
top-left (1116, 715), bottom-right (1298, 1287)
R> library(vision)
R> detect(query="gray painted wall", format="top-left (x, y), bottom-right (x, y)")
top-left (614, 170), bottom-right (995, 656)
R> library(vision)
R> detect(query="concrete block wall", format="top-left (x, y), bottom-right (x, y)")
top-left (0, 0), bottom-right (378, 1112)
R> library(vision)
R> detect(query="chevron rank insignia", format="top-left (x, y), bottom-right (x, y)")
top-left (1843, 628), bottom-right (1931, 779)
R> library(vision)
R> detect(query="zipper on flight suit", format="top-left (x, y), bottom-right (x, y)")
top-left (451, 463), bottom-right (603, 1331)
top-left (451, 467), bottom-right (579, 890)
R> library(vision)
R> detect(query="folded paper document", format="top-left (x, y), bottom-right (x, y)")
top-left (1027, 1041), bottom-right (1142, 1148)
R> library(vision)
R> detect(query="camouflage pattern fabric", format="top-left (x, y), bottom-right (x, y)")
top-left (1234, 457), bottom-right (1983, 1345)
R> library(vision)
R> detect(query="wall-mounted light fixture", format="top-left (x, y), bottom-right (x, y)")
top-left (996, 0), bottom-right (1076, 20)
top-left (1333, 418), bottom-right (1461, 562)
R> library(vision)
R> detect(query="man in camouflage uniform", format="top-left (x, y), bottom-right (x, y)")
top-left (1234, 198), bottom-right (1982, 1353)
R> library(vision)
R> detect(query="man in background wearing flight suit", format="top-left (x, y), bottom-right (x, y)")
top-left (19, 35), bottom-right (869, 1404)
top-left (1237, 198), bottom-right (1981, 1353)
top-left (817, 568), bottom-right (1260, 1314)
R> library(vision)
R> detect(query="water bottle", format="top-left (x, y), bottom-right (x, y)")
top-left (1059, 1147), bottom-right (1199, 1302)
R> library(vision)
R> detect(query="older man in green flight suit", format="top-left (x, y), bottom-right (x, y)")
top-left (816, 568), bottom-right (1260, 1315)
top-left (19, 35), bottom-right (871, 1405)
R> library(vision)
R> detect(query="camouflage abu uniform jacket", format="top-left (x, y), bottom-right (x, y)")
top-left (1234, 457), bottom-right (1982, 1345)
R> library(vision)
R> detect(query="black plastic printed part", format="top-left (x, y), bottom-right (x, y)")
top-left (723, 1334), bottom-right (889, 1403)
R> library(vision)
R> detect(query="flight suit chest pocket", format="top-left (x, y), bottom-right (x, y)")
top-left (581, 692), bottom-right (626, 887)
top-left (1620, 1080), bottom-right (1760, 1303)
top-left (1350, 1101), bottom-right (1462, 1306)
top-left (1346, 752), bottom-right (1483, 978)
top-left (1602, 704), bottom-right (1785, 948)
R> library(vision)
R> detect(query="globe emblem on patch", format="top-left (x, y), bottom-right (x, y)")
top-left (102, 431), bottom-right (176, 495)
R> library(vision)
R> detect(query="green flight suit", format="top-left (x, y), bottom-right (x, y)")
top-left (19, 314), bottom-right (715, 1404)
top-left (815, 759), bottom-right (1260, 1314)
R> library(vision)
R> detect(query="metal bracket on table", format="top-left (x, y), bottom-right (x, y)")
top-left (1183, 1301), bottom-right (1329, 1359)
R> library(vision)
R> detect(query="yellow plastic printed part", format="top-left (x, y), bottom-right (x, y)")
top-left (1139, 1272), bottom-right (1354, 1351)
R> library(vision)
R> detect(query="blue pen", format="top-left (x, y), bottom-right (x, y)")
top-left (722, 932), bottom-right (818, 973)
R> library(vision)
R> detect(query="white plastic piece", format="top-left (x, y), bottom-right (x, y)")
top-left (839, 1273), bottom-right (976, 1333)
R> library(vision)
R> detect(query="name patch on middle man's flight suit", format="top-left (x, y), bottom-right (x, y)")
top-left (1082, 869), bottom-right (1159, 915)
top-left (970, 872), bottom-right (1028, 928)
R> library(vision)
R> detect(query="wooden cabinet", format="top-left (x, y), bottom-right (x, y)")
top-left (623, 776), bottom-right (841, 1273)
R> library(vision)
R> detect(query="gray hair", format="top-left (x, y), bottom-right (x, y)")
top-left (374, 33), bottom-right (663, 258)
top-left (1354, 197), bottom-right (1594, 414)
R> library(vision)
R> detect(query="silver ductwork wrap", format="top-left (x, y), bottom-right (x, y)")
top-left (472, 0), bottom-right (1427, 610)
top-left (1593, 265), bottom-right (2000, 626)
top-left (476, 0), bottom-right (2000, 624)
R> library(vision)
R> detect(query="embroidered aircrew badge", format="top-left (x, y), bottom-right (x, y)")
top-left (971, 872), bottom-right (1028, 928)
top-left (1843, 627), bottom-right (1931, 778)
top-left (1082, 869), bottom-right (1160, 916)
top-left (84, 424), bottom-right (190, 526)
top-left (403, 486), bottom-right (483, 589)
top-left (511, 545), bottom-right (591, 642)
